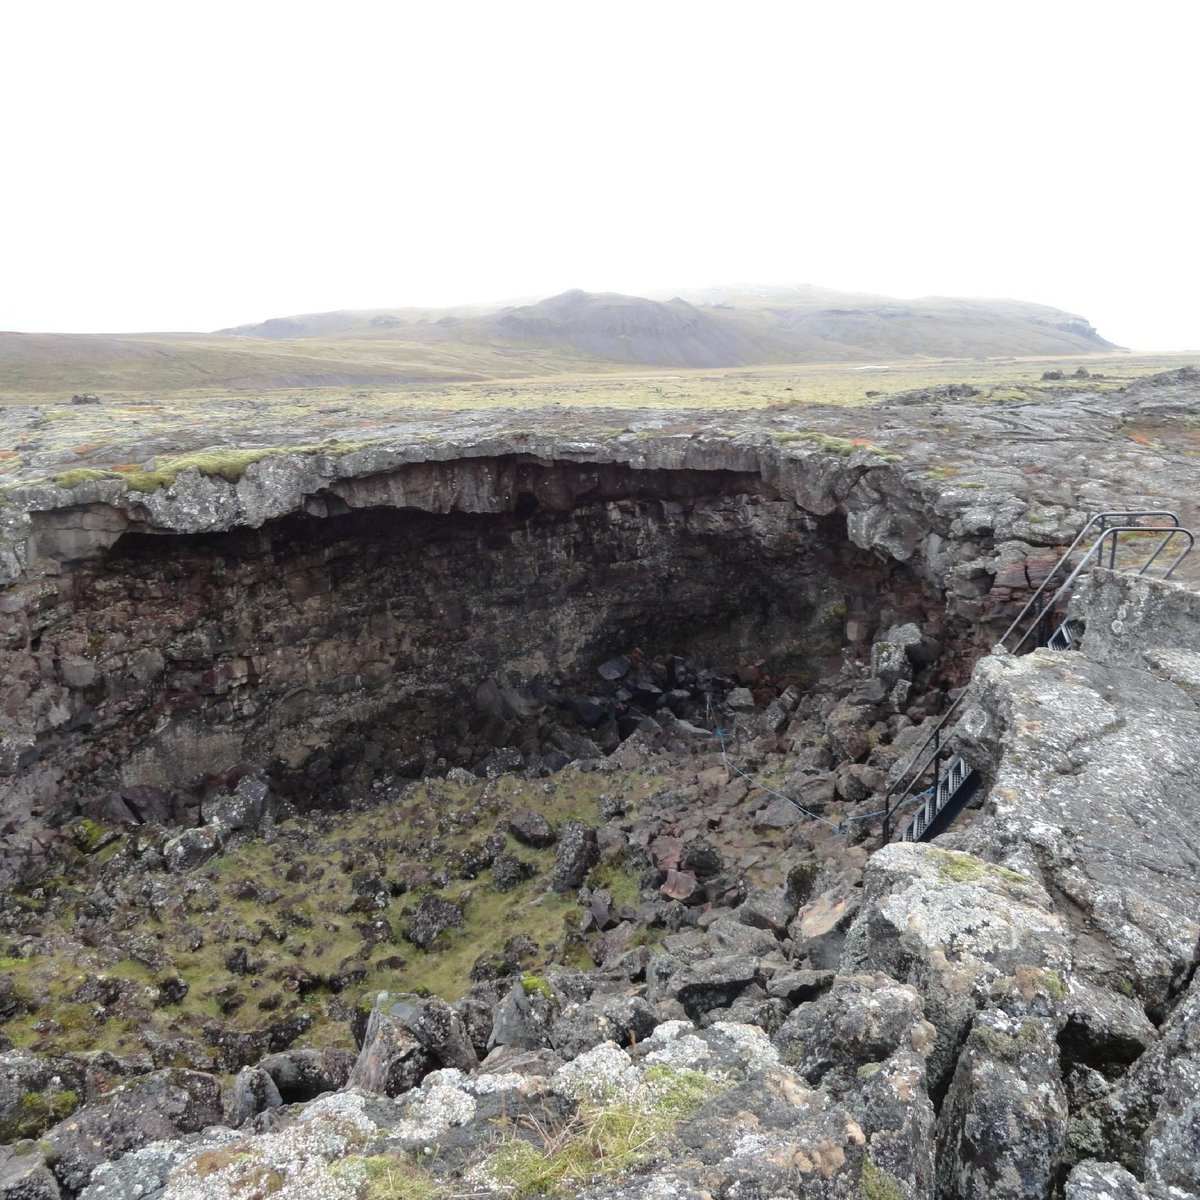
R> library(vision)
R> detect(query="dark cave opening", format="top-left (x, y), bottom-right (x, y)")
top-left (42, 469), bottom-right (955, 819)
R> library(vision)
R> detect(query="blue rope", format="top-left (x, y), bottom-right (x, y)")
top-left (715, 725), bottom-right (841, 832)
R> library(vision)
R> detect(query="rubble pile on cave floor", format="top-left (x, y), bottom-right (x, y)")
top-left (0, 623), bottom-right (950, 1077)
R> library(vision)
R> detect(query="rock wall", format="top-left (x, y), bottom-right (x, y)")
top-left (0, 453), bottom-right (973, 852)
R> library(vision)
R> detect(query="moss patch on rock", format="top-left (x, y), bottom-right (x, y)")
top-left (0, 767), bottom-right (642, 1062)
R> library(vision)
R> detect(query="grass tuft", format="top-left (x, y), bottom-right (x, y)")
top-left (485, 1066), bottom-right (718, 1197)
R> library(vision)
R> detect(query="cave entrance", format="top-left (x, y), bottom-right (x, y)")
top-left (67, 467), bottom-right (951, 812)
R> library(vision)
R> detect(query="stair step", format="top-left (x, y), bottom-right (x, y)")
top-left (900, 757), bottom-right (978, 843)
top-left (1046, 618), bottom-right (1079, 651)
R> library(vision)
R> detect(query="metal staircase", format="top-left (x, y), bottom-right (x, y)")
top-left (881, 511), bottom-right (1195, 844)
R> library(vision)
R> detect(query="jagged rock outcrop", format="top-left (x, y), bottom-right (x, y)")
top-left (955, 570), bottom-right (1200, 1019)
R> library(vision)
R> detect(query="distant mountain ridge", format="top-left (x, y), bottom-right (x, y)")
top-left (219, 284), bottom-right (1116, 366)
top-left (0, 285), bottom-right (1119, 399)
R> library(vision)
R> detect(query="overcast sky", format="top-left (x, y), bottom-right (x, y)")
top-left (3, 1), bottom-right (1196, 350)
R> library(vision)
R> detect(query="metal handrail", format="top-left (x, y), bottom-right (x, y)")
top-left (879, 510), bottom-right (1188, 842)
top-left (997, 511), bottom-right (1178, 653)
top-left (1008, 525), bottom-right (1195, 656)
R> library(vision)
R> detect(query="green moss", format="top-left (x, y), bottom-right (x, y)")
top-left (117, 447), bottom-right (305, 492)
top-left (1039, 970), bottom-right (1068, 1001)
top-left (936, 853), bottom-right (985, 884)
top-left (861, 1155), bottom-right (905, 1200)
top-left (520, 972), bottom-right (554, 1002)
top-left (786, 859), bottom-right (820, 904)
top-left (54, 468), bottom-right (113, 489)
top-left (0, 769), bottom-right (627, 1058)
top-left (0, 1088), bottom-right (79, 1140)
top-left (111, 439), bottom-right (388, 494)
top-left (587, 856), bottom-right (641, 910)
top-left (71, 818), bottom-right (107, 853)
top-left (973, 1025), bottom-right (1019, 1060)
top-left (1109, 974), bottom-right (1137, 999)
top-left (933, 849), bottom-right (1030, 888)
top-left (642, 1065), bottom-right (718, 1119)
top-left (972, 1020), bottom-right (1043, 1064)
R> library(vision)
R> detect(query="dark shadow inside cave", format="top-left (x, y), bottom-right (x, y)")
top-left (61, 468), bottom-right (951, 814)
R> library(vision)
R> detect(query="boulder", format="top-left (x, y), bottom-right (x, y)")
top-left (203, 775), bottom-right (270, 832)
top-left (825, 698), bottom-right (874, 761)
top-left (548, 822), bottom-right (599, 892)
top-left (1064, 1161), bottom-right (1152, 1200)
top-left (597, 655), bottom-right (631, 681)
top-left (680, 838), bottom-right (723, 879)
top-left (583, 887), bottom-right (618, 931)
top-left (667, 954), bottom-right (760, 1020)
top-left (737, 888), bottom-right (796, 935)
top-left (765, 968), bottom-right (836, 1004)
top-left (161, 825), bottom-right (222, 873)
top-left (840, 842), bottom-right (1071, 1090)
top-left (348, 992), bottom-right (478, 1098)
top-left (487, 977), bottom-right (558, 1051)
top-left (956, 631), bottom-right (1200, 1017)
top-left (403, 894), bottom-right (465, 950)
top-left (491, 852), bottom-right (536, 892)
top-left (0, 1153), bottom-right (61, 1199)
top-left (871, 638), bottom-right (912, 690)
top-left (936, 1010), bottom-right (1068, 1200)
top-left (773, 973), bottom-right (934, 1097)
top-left (788, 889), bottom-right (860, 970)
top-left (1072, 968), bottom-right (1200, 1192)
top-left (549, 994), bottom-right (660, 1059)
top-left (0, 1051), bottom-right (85, 1142)
top-left (222, 1065), bottom-right (282, 1127)
top-left (508, 808), bottom-right (555, 848)
top-left (659, 869), bottom-right (698, 902)
top-left (41, 1069), bottom-right (222, 1194)
top-left (256, 1047), bottom-right (355, 1103)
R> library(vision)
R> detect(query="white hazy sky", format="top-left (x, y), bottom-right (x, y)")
top-left (2, 0), bottom-right (1197, 349)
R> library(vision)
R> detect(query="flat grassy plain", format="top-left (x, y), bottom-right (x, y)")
top-left (3, 350), bottom-right (1199, 494)
top-left (5, 349), bottom-right (1197, 412)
